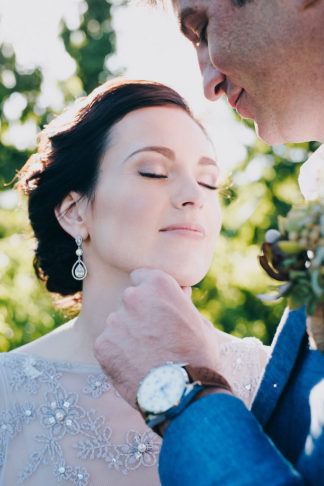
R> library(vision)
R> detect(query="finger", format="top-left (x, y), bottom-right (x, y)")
top-left (94, 330), bottom-right (110, 365)
top-left (130, 267), bottom-right (172, 286)
top-left (181, 286), bottom-right (192, 298)
top-left (130, 268), bottom-right (158, 285)
top-left (202, 317), bottom-right (214, 328)
top-left (105, 311), bottom-right (118, 328)
top-left (122, 286), bottom-right (139, 308)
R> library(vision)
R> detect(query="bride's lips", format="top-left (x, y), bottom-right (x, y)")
top-left (159, 223), bottom-right (206, 239)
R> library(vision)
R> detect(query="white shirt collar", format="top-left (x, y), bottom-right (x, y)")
top-left (298, 144), bottom-right (324, 201)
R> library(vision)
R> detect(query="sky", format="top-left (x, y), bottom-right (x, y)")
top-left (0, 0), bottom-right (258, 175)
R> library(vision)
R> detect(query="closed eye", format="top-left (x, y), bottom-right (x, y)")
top-left (195, 23), bottom-right (208, 47)
top-left (199, 182), bottom-right (219, 190)
top-left (139, 171), bottom-right (218, 189)
top-left (138, 171), bottom-right (167, 179)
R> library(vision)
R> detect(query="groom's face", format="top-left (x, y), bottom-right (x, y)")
top-left (175, 0), bottom-right (321, 144)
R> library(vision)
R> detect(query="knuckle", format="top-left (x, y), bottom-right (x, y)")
top-left (122, 286), bottom-right (138, 307)
top-left (151, 269), bottom-right (172, 289)
top-left (94, 333), bottom-right (108, 362)
top-left (106, 311), bottom-right (118, 325)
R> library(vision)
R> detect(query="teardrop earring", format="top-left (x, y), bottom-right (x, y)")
top-left (71, 235), bottom-right (87, 281)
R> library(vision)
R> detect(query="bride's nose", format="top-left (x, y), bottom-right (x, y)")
top-left (171, 177), bottom-right (205, 209)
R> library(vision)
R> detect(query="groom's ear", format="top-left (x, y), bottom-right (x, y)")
top-left (296, 0), bottom-right (322, 10)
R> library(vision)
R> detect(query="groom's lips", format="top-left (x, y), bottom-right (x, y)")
top-left (228, 89), bottom-right (244, 110)
top-left (228, 88), bottom-right (253, 118)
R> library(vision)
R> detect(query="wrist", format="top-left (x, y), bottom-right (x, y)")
top-left (136, 362), bottom-right (233, 438)
top-left (156, 386), bottom-right (232, 437)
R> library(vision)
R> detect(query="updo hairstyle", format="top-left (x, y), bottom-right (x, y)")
top-left (16, 79), bottom-right (192, 299)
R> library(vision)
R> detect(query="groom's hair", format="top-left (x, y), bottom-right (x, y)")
top-left (148, 0), bottom-right (254, 6)
top-left (233, 0), bottom-right (254, 5)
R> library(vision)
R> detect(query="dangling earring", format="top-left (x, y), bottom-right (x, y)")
top-left (72, 235), bottom-right (87, 281)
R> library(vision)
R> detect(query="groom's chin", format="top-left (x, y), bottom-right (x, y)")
top-left (255, 120), bottom-right (315, 146)
top-left (254, 121), bottom-right (284, 146)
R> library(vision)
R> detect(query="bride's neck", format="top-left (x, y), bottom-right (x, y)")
top-left (14, 268), bottom-right (131, 365)
top-left (65, 269), bottom-right (132, 363)
top-left (77, 270), bottom-right (130, 338)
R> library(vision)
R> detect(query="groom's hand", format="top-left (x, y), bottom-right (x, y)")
top-left (94, 268), bottom-right (219, 408)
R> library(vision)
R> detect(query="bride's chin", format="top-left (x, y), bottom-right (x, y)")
top-left (171, 270), bottom-right (206, 289)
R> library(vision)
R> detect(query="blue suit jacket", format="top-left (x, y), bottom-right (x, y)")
top-left (159, 308), bottom-right (324, 485)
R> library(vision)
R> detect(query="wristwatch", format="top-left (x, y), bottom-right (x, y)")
top-left (136, 362), bottom-right (232, 431)
top-left (136, 362), bottom-right (203, 430)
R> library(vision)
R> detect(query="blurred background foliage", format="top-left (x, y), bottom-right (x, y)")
top-left (0, 0), bottom-right (319, 352)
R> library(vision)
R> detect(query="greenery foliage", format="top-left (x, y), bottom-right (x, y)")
top-left (193, 139), bottom-right (318, 344)
top-left (60, 0), bottom-right (117, 95)
top-left (0, 1), bottom-right (319, 351)
top-left (259, 201), bottom-right (324, 315)
top-left (0, 0), bottom-right (116, 351)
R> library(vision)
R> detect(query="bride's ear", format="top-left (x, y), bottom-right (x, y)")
top-left (54, 191), bottom-right (89, 240)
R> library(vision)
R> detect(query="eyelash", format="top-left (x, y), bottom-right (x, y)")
top-left (138, 171), bottom-right (218, 190)
top-left (195, 23), bottom-right (208, 47)
top-left (200, 183), bottom-right (218, 191)
top-left (138, 171), bottom-right (167, 179)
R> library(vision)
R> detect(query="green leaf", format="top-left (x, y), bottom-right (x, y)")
top-left (277, 240), bottom-right (303, 254)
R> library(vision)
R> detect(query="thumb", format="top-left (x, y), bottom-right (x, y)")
top-left (181, 286), bottom-right (192, 299)
top-left (130, 268), bottom-right (155, 285)
top-left (130, 268), bottom-right (172, 286)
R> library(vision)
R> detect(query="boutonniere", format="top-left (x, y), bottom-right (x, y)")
top-left (259, 201), bottom-right (324, 352)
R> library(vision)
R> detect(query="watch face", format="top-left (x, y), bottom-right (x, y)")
top-left (137, 364), bottom-right (188, 414)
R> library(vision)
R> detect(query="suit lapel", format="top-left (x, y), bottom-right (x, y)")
top-left (251, 307), bottom-right (307, 427)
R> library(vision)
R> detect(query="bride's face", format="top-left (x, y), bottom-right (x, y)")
top-left (84, 105), bottom-right (222, 287)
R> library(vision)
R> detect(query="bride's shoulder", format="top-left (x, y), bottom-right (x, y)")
top-left (10, 318), bottom-right (77, 361)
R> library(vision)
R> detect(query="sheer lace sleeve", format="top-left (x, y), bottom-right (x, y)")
top-left (217, 336), bottom-right (269, 409)
top-left (0, 335), bottom-right (268, 485)
top-left (0, 353), bottom-right (161, 486)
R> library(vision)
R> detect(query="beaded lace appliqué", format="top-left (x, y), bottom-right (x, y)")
top-left (219, 337), bottom-right (265, 408)
top-left (0, 354), bottom-right (160, 484)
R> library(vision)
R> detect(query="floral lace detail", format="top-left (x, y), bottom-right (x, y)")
top-left (17, 434), bottom-right (65, 483)
top-left (17, 405), bottom-right (161, 483)
top-left (74, 410), bottom-right (159, 476)
top-left (53, 461), bottom-right (89, 485)
top-left (0, 338), bottom-right (265, 484)
top-left (116, 430), bottom-right (160, 472)
top-left (219, 337), bottom-right (266, 408)
top-left (0, 402), bottom-right (36, 467)
top-left (0, 353), bottom-right (161, 485)
top-left (3, 354), bottom-right (71, 394)
top-left (39, 386), bottom-right (85, 439)
top-left (82, 373), bottom-right (111, 398)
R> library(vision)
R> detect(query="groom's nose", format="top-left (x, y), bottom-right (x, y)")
top-left (197, 49), bottom-right (225, 102)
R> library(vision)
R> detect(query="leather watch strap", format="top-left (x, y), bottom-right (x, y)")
top-left (136, 364), bottom-right (233, 438)
top-left (185, 365), bottom-right (232, 393)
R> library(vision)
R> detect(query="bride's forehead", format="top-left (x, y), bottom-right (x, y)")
top-left (108, 108), bottom-right (210, 152)
top-left (109, 106), bottom-right (198, 137)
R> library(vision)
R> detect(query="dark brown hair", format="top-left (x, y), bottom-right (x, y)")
top-left (148, 0), bottom-right (253, 7)
top-left (17, 79), bottom-right (193, 301)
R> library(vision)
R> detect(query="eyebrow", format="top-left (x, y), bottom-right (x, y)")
top-left (124, 145), bottom-right (219, 170)
top-left (124, 146), bottom-right (175, 162)
top-left (178, 7), bottom-right (199, 38)
top-left (199, 157), bottom-right (219, 169)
